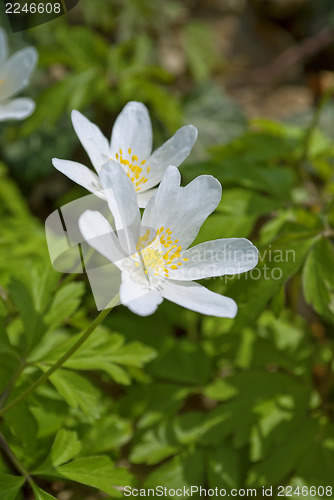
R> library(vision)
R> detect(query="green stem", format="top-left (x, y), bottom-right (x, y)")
top-left (0, 306), bottom-right (113, 418)
top-left (0, 431), bottom-right (35, 487)
top-left (0, 360), bottom-right (25, 410)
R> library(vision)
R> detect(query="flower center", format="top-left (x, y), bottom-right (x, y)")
top-left (115, 148), bottom-right (151, 192)
top-left (125, 227), bottom-right (189, 289)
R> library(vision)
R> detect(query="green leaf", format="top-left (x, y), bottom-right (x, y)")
top-left (57, 456), bottom-right (132, 496)
top-left (80, 415), bottom-right (132, 455)
top-left (183, 22), bottom-right (218, 82)
top-left (287, 477), bottom-right (323, 499)
top-left (193, 213), bottom-right (255, 242)
top-left (118, 383), bottom-right (190, 429)
top-left (248, 418), bottom-right (317, 487)
top-left (45, 283), bottom-right (85, 329)
top-left (4, 403), bottom-right (38, 450)
top-left (192, 186), bottom-right (281, 243)
top-left (51, 429), bottom-right (81, 467)
top-left (144, 447), bottom-right (205, 490)
top-left (6, 264), bottom-right (58, 353)
top-left (132, 417), bottom-right (181, 465)
top-left (217, 188), bottom-right (281, 218)
top-left (31, 485), bottom-right (58, 500)
top-left (35, 429), bottom-right (82, 473)
top-left (29, 397), bottom-right (68, 439)
top-left (185, 126), bottom-right (295, 200)
top-left (303, 237), bottom-right (334, 323)
top-left (49, 369), bottom-right (101, 419)
top-left (148, 339), bottom-right (212, 385)
top-left (184, 84), bottom-right (247, 156)
top-left (0, 473), bottom-right (25, 500)
top-left (8, 278), bottom-right (45, 352)
top-left (204, 379), bottom-right (239, 401)
top-left (228, 233), bottom-right (317, 331)
top-left (0, 323), bottom-right (16, 357)
top-left (132, 411), bottom-right (216, 466)
top-left (207, 445), bottom-right (241, 489)
top-left (42, 330), bottom-right (156, 385)
top-left (130, 425), bottom-right (180, 466)
top-left (201, 371), bottom-right (310, 450)
top-left (28, 266), bottom-right (59, 315)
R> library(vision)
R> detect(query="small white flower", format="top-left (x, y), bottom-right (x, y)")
top-left (0, 28), bottom-right (38, 122)
top-left (78, 162), bottom-right (258, 317)
top-left (53, 101), bottom-right (198, 208)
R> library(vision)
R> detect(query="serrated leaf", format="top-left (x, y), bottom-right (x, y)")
top-left (302, 237), bottom-right (334, 323)
top-left (51, 429), bottom-right (81, 467)
top-left (201, 371), bottom-right (311, 450)
top-left (0, 473), bottom-right (25, 500)
top-left (119, 383), bottom-right (190, 429)
top-left (130, 422), bottom-right (180, 465)
top-left (49, 369), bottom-right (101, 419)
top-left (29, 265), bottom-right (59, 314)
top-left (8, 278), bottom-right (45, 352)
top-left (248, 418), bottom-right (317, 487)
top-left (57, 456), bottom-right (132, 496)
top-left (80, 415), bottom-right (132, 455)
top-left (229, 233), bottom-right (317, 331)
top-left (45, 282), bottom-right (85, 329)
top-left (143, 447), bottom-right (204, 489)
top-left (131, 412), bottom-right (208, 466)
top-left (148, 338), bottom-right (211, 385)
top-left (41, 330), bottom-right (156, 385)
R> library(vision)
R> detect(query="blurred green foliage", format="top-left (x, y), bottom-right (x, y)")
top-left (1, 1), bottom-right (334, 499)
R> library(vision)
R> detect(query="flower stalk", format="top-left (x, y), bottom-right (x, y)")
top-left (0, 306), bottom-right (113, 418)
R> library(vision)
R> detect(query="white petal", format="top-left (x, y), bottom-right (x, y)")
top-left (71, 110), bottom-right (111, 173)
top-left (136, 188), bottom-right (158, 208)
top-left (52, 158), bottom-right (106, 199)
top-left (0, 28), bottom-right (8, 66)
top-left (110, 101), bottom-right (152, 161)
top-left (78, 210), bottom-right (125, 265)
top-left (100, 161), bottom-right (141, 254)
top-left (0, 47), bottom-right (38, 101)
top-left (143, 125), bottom-right (198, 190)
top-left (0, 98), bottom-right (35, 121)
top-left (120, 272), bottom-right (163, 316)
top-left (168, 238), bottom-right (259, 280)
top-left (161, 279), bottom-right (237, 318)
top-left (142, 165), bottom-right (222, 249)
top-left (142, 165), bottom-right (181, 223)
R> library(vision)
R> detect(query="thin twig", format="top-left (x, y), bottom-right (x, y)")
top-left (0, 431), bottom-right (34, 487)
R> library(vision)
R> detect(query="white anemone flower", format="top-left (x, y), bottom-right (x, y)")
top-left (53, 101), bottom-right (198, 208)
top-left (0, 28), bottom-right (38, 122)
top-left (78, 162), bottom-right (258, 317)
